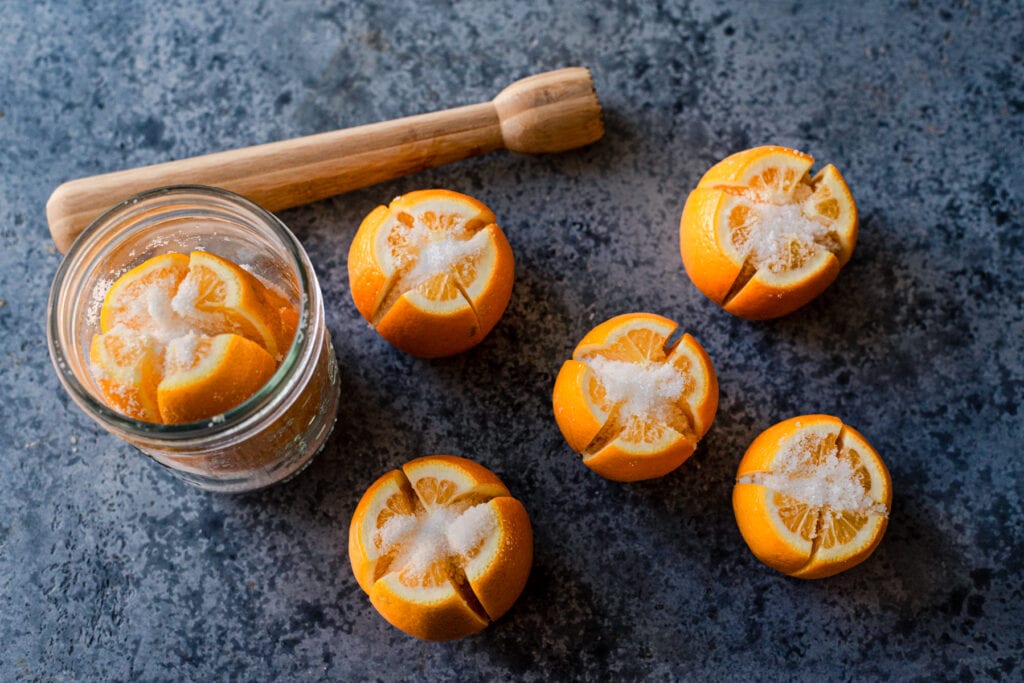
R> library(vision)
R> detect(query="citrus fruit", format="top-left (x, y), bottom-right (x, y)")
top-left (552, 312), bottom-right (718, 482)
top-left (157, 333), bottom-right (277, 424)
top-left (732, 414), bottom-right (891, 579)
top-left (89, 325), bottom-right (164, 422)
top-left (679, 145), bottom-right (858, 320)
top-left (99, 252), bottom-right (189, 333)
top-left (347, 189), bottom-right (514, 358)
top-left (89, 250), bottom-right (297, 424)
top-left (349, 455), bottom-right (532, 641)
top-left (171, 250), bottom-right (291, 360)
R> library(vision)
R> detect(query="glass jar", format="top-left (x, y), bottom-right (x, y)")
top-left (47, 186), bottom-right (340, 493)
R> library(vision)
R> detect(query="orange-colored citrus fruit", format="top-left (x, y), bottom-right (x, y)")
top-left (157, 333), bottom-right (277, 424)
top-left (347, 189), bottom-right (515, 358)
top-left (173, 250), bottom-right (291, 360)
top-left (100, 252), bottom-right (189, 333)
top-left (349, 455), bottom-right (532, 641)
top-left (89, 250), bottom-right (297, 424)
top-left (680, 145), bottom-right (858, 320)
top-left (89, 326), bottom-right (164, 422)
top-left (732, 414), bottom-right (891, 579)
top-left (552, 312), bottom-right (718, 482)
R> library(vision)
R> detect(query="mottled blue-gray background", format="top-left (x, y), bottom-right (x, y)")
top-left (2, 1), bottom-right (1022, 681)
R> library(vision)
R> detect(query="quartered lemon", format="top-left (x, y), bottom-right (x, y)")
top-left (349, 455), bottom-right (532, 641)
top-left (552, 312), bottom-right (719, 482)
top-left (733, 414), bottom-right (892, 579)
top-left (348, 189), bottom-right (514, 358)
top-left (680, 146), bottom-right (857, 319)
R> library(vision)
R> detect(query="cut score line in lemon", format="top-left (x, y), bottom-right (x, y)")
top-left (680, 145), bottom-right (858, 320)
top-left (348, 189), bottom-right (514, 358)
top-left (552, 312), bottom-right (719, 482)
top-left (349, 455), bottom-right (532, 641)
top-left (732, 414), bottom-right (892, 579)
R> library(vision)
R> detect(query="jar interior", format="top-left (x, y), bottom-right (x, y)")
top-left (54, 188), bottom-right (305, 431)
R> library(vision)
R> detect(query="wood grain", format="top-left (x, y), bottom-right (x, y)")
top-left (47, 67), bottom-right (603, 253)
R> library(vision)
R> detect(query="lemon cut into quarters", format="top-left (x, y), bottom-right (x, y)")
top-left (552, 312), bottom-right (719, 482)
top-left (349, 455), bottom-right (533, 641)
top-left (733, 415), bottom-right (892, 579)
top-left (680, 145), bottom-right (858, 320)
top-left (347, 189), bottom-right (515, 358)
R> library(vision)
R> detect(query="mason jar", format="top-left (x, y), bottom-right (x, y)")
top-left (47, 186), bottom-right (340, 492)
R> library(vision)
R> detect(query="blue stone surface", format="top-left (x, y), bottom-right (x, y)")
top-left (1, 1), bottom-right (1022, 680)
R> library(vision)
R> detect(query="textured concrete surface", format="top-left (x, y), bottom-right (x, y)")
top-left (2, 1), bottom-right (1022, 680)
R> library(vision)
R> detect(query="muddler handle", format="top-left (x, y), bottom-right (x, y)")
top-left (46, 66), bottom-right (604, 253)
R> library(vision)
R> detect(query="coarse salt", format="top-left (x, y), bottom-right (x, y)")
top-left (393, 213), bottom-right (486, 289)
top-left (583, 355), bottom-right (687, 424)
top-left (447, 503), bottom-right (496, 557)
top-left (740, 202), bottom-right (831, 271)
top-left (170, 273), bottom-right (200, 317)
top-left (86, 276), bottom-right (112, 327)
top-left (376, 502), bottom-right (496, 579)
top-left (165, 331), bottom-right (199, 370)
top-left (739, 434), bottom-right (887, 516)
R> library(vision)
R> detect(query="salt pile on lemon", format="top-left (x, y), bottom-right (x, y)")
top-left (553, 312), bottom-right (719, 482)
top-left (349, 455), bottom-right (532, 641)
top-left (733, 415), bottom-right (891, 578)
top-left (348, 189), bottom-right (514, 358)
top-left (680, 145), bottom-right (858, 319)
top-left (89, 251), bottom-right (297, 424)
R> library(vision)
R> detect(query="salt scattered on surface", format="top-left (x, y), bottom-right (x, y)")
top-left (739, 435), bottom-right (888, 516)
top-left (741, 202), bottom-right (831, 271)
top-left (85, 276), bottom-right (112, 327)
top-left (583, 356), bottom-right (686, 424)
top-left (376, 502), bottom-right (496, 578)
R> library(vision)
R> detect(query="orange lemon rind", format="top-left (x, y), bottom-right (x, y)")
top-left (156, 333), bottom-right (277, 424)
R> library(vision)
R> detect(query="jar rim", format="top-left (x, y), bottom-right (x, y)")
top-left (47, 185), bottom-right (318, 442)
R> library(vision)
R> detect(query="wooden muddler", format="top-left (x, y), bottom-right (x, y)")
top-left (45, 67), bottom-right (604, 253)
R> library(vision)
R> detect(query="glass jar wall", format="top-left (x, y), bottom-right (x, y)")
top-left (47, 186), bottom-right (340, 492)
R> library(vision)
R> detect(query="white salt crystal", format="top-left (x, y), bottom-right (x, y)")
top-left (447, 503), bottom-right (496, 556)
top-left (165, 331), bottom-right (199, 371)
top-left (147, 285), bottom-right (175, 327)
top-left (394, 213), bottom-right (486, 288)
top-left (583, 356), bottom-right (686, 424)
top-left (398, 506), bottom-right (457, 577)
top-left (139, 280), bottom-right (190, 344)
top-left (170, 273), bottom-right (199, 317)
top-left (376, 513), bottom-right (418, 552)
top-left (740, 435), bottom-right (888, 516)
top-left (106, 323), bottom-right (152, 357)
top-left (376, 502), bottom-right (496, 579)
top-left (85, 276), bottom-right (112, 327)
top-left (741, 202), bottom-right (830, 271)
